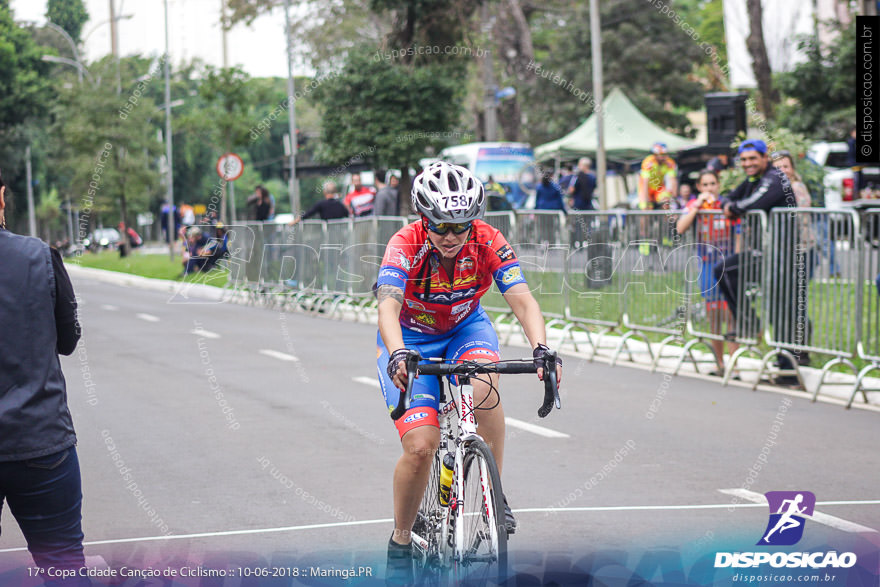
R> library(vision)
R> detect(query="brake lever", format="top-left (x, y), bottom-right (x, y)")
top-left (538, 350), bottom-right (561, 418)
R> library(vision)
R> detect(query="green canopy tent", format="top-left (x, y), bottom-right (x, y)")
top-left (534, 88), bottom-right (695, 163)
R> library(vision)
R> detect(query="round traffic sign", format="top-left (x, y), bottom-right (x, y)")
top-left (216, 153), bottom-right (244, 181)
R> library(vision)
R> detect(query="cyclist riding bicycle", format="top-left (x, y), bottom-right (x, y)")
top-left (375, 161), bottom-right (563, 584)
top-left (638, 142), bottom-right (678, 210)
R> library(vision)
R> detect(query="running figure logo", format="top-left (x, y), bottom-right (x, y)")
top-left (757, 491), bottom-right (816, 546)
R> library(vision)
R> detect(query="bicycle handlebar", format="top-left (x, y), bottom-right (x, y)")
top-left (389, 350), bottom-right (561, 421)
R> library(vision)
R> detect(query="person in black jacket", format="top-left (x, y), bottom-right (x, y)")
top-left (712, 139), bottom-right (805, 383)
top-left (0, 172), bottom-right (88, 585)
top-left (288, 181), bottom-right (350, 226)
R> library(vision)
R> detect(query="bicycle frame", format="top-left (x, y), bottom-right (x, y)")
top-left (411, 375), bottom-right (499, 570)
top-left (393, 351), bottom-right (559, 581)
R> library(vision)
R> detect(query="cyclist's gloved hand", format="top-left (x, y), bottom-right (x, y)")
top-left (533, 343), bottom-right (562, 367)
top-left (387, 348), bottom-right (411, 387)
top-left (533, 343), bottom-right (562, 385)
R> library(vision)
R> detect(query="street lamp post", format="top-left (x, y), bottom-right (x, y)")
top-left (44, 21), bottom-right (83, 84)
top-left (590, 0), bottom-right (607, 210)
top-left (284, 0), bottom-right (300, 217)
top-left (41, 55), bottom-right (93, 84)
top-left (163, 0), bottom-right (175, 259)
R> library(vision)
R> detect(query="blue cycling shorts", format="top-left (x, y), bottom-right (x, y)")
top-left (377, 306), bottom-right (500, 438)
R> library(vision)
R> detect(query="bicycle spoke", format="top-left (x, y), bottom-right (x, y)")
top-left (451, 440), bottom-right (508, 587)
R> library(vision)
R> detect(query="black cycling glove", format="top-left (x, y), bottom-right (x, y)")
top-left (387, 348), bottom-right (411, 379)
top-left (533, 343), bottom-right (562, 368)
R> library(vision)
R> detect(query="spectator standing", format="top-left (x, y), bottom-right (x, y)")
top-left (0, 173), bottom-right (89, 586)
top-left (289, 181), bottom-right (350, 225)
top-left (638, 143), bottom-right (678, 209)
top-left (569, 157), bottom-right (596, 211)
top-left (712, 139), bottom-right (803, 384)
top-left (160, 201), bottom-right (181, 243)
top-left (847, 127), bottom-right (860, 197)
top-left (558, 165), bottom-right (576, 193)
top-left (773, 151), bottom-right (818, 366)
top-left (116, 222), bottom-right (143, 258)
top-left (247, 186), bottom-right (272, 222)
top-left (374, 173), bottom-right (400, 217)
top-left (344, 173), bottom-right (376, 217)
top-left (179, 203), bottom-right (196, 227)
top-left (535, 171), bottom-right (567, 212)
top-left (676, 170), bottom-right (740, 375)
top-left (673, 183), bottom-right (693, 210)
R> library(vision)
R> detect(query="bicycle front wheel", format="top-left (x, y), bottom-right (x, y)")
top-left (451, 439), bottom-right (508, 586)
top-left (413, 451), bottom-right (445, 585)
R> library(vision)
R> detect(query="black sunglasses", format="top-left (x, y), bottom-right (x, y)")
top-left (424, 219), bottom-right (473, 235)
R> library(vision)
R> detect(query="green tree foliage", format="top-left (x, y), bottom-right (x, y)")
top-left (0, 5), bottom-right (52, 129)
top-left (0, 6), bottom-right (54, 230)
top-left (312, 47), bottom-right (462, 184)
top-left (50, 57), bottom-right (163, 230)
top-left (46, 0), bottom-right (89, 44)
top-left (776, 22), bottom-right (855, 141)
top-left (521, 0), bottom-right (705, 146)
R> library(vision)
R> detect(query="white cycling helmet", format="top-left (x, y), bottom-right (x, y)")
top-left (411, 161), bottom-right (486, 224)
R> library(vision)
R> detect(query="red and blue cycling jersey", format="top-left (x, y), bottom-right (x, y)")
top-left (377, 219), bottom-right (527, 335)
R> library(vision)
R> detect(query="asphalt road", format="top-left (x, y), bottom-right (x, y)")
top-left (0, 274), bottom-right (877, 585)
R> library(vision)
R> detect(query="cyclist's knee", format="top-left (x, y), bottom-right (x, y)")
top-left (401, 427), bottom-right (439, 461)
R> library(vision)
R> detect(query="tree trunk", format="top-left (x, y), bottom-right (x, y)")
top-left (745, 0), bottom-right (778, 119)
top-left (492, 0), bottom-right (536, 141)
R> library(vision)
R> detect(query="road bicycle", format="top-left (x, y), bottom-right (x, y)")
top-left (390, 349), bottom-right (561, 586)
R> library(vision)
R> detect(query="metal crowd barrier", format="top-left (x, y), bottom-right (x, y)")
top-left (850, 209), bottom-right (880, 407)
top-left (564, 211), bottom-right (626, 357)
top-left (760, 209), bottom-right (860, 394)
top-left (613, 210), bottom-right (694, 368)
top-left (214, 207), bottom-right (877, 407)
top-left (720, 210), bottom-right (768, 386)
top-left (503, 211), bottom-right (568, 345)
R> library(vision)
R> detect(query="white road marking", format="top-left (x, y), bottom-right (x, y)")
top-left (718, 488), bottom-right (879, 533)
top-left (1, 499), bottom-right (877, 552)
top-left (0, 518), bottom-right (395, 552)
top-left (259, 349), bottom-right (299, 362)
top-left (505, 417), bottom-right (570, 438)
top-left (353, 376), bottom-right (380, 388)
top-left (136, 313), bottom-right (160, 322)
top-left (101, 304), bottom-right (118, 311)
top-left (191, 328), bottom-right (221, 339)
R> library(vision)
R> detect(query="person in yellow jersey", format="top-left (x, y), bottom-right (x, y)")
top-left (638, 142), bottom-right (678, 210)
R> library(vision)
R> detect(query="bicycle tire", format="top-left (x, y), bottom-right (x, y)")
top-left (413, 451), bottom-right (445, 586)
top-left (451, 439), bottom-right (508, 586)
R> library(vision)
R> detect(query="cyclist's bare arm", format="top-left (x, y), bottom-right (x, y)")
top-left (377, 284), bottom-right (408, 388)
top-left (637, 175), bottom-right (649, 206)
top-left (502, 282), bottom-right (562, 385)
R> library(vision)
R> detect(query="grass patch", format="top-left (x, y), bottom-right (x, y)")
top-left (68, 250), bottom-right (229, 288)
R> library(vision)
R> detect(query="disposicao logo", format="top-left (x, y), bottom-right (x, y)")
top-left (757, 491), bottom-right (814, 545)
top-left (714, 491), bottom-right (858, 570)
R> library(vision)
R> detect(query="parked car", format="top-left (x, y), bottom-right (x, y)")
top-left (808, 142), bottom-right (880, 208)
top-left (83, 227), bottom-right (121, 251)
